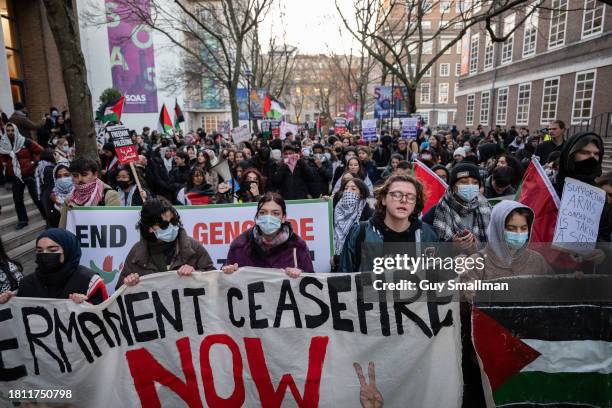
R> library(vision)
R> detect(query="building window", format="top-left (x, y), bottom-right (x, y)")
top-left (541, 78), bottom-right (560, 124)
top-left (440, 63), bottom-right (450, 77)
top-left (582, 0), bottom-right (604, 38)
top-left (1, 0), bottom-right (25, 104)
top-left (469, 34), bottom-right (479, 74)
top-left (549, 0), bottom-right (568, 48)
top-left (439, 83), bottom-right (449, 103)
top-left (455, 63), bottom-right (461, 76)
top-left (516, 83), bottom-right (531, 125)
top-left (440, 38), bottom-right (452, 54)
top-left (572, 70), bottom-right (596, 124)
top-left (480, 91), bottom-right (490, 125)
top-left (420, 83), bottom-right (431, 103)
top-left (484, 28), bottom-right (495, 70)
top-left (496, 88), bottom-right (509, 125)
top-left (501, 14), bottom-right (515, 64)
top-left (466, 94), bottom-right (475, 126)
top-left (523, 5), bottom-right (538, 57)
top-left (423, 1), bottom-right (433, 14)
top-left (423, 66), bottom-right (432, 77)
top-left (456, 41), bottom-right (462, 54)
top-left (454, 83), bottom-right (459, 103)
top-left (422, 40), bottom-right (433, 54)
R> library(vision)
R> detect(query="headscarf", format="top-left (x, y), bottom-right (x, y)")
top-left (0, 123), bottom-right (26, 181)
top-left (35, 228), bottom-right (81, 293)
top-left (555, 131), bottom-right (603, 196)
top-left (485, 200), bottom-right (534, 269)
top-left (334, 191), bottom-right (367, 254)
top-left (35, 159), bottom-right (55, 198)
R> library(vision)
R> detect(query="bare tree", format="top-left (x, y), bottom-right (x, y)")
top-left (42, 0), bottom-right (97, 162)
top-left (92, 0), bottom-right (273, 127)
top-left (335, 0), bottom-right (560, 115)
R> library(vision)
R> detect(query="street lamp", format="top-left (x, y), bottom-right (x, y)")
top-left (244, 69), bottom-right (253, 133)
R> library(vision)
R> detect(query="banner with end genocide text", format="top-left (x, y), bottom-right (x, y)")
top-left (0, 269), bottom-right (462, 407)
top-left (66, 200), bottom-right (333, 294)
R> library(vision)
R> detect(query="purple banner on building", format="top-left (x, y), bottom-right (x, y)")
top-left (106, 0), bottom-right (158, 113)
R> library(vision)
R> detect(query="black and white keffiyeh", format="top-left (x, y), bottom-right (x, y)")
top-left (334, 191), bottom-right (367, 254)
top-left (433, 189), bottom-right (492, 243)
top-left (0, 123), bottom-right (26, 181)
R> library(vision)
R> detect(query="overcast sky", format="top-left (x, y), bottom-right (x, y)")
top-left (260, 0), bottom-right (358, 55)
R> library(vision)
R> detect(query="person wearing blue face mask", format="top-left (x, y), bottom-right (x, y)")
top-left (433, 163), bottom-right (492, 251)
top-left (222, 192), bottom-right (314, 276)
top-left (117, 198), bottom-right (214, 289)
top-left (460, 200), bottom-right (551, 300)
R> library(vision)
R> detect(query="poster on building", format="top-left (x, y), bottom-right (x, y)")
top-left (334, 117), bottom-right (348, 135)
top-left (250, 88), bottom-right (267, 119)
top-left (0, 269), bottom-right (462, 408)
top-left (67, 201), bottom-right (334, 293)
top-left (105, 0), bottom-right (158, 113)
top-left (362, 119), bottom-right (378, 142)
top-left (460, 28), bottom-right (471, 76)
top-left (374, 86), bottom-right (391, 119)
top-left (393, 86), bottom-right (410, 118)
top-left (237, 88), bottom-right (249, 121)
top-left (401, 117), bottom-right (419, 139)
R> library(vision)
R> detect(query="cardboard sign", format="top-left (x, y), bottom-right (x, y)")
top-left (0, 269), bottom-right (462, 408)
top-left (107, 125), bottom-right (138, 164)
top-left (231, 124), bottom-right (251, 144)
top-left (362, 119), bottom-right (378, 142)
top-left (552, 177), bottom-right (606, 254)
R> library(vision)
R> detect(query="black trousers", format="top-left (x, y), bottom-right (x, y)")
top-left (12, 176), bottom-right (46, 223)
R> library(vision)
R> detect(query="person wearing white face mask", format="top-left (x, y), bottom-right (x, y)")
top-left (433, 163), bottom-right (492, 252)
top-left (460, 200), bottom-right (551, 301)
top-left (118, 198), bottom-right (214, 289)
top-left (222, 192), bottom-right (314, 277)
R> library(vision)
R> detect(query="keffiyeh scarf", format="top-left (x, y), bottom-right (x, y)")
top-left (334, 192), bottom-right (366, 254)
top-left (433, 189), bottom-right (491, 243)
top-left (0, 124), bottom-right (26, 181)
top-left (70, 178), bottom-right (105, 206)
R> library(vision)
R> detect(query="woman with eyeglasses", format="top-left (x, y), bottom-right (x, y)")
top-left (117, 198), bottom-right (214, 289)
top-left (338, 174), bottom-right (438, 272)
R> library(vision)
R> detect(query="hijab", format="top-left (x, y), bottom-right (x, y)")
top-left (485, 200), bottom-right (534, 269)
top-left (35, 228), bottom-right (81, 295)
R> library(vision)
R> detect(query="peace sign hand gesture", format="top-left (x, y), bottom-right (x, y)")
top-left (354, 362), bottom-right (384, 408)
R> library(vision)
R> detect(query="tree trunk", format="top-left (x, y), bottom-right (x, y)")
top-left (229, 88), bottom-right (240, 128)
top-left (406, 85), bottom-right (417, 115)
top-left (42, 0), bottom-right (98, 163)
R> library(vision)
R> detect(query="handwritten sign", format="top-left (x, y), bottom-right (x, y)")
top-left (401, 117), bottom-right (419, 139)
top-left (552, 177), bottom-right (606, 254)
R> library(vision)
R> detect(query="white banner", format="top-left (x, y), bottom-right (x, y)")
top-left (231, 125), bottom-right (251, 144)
top-left (0, 269), bottom-right (462, 407)
top-left (66, 200), bottom-right (333, 293)
top-left (280, 122), bottom-right (299, 140)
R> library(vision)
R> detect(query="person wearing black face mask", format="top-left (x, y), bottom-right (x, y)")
top-left (0, 229), bottom-right (108, 305)
top-left (554, 132), bottom-right (603, 196)
top-left (246, 146), bottom-right (278, 189)
top-left (115, 166), bottom-right (149, 206)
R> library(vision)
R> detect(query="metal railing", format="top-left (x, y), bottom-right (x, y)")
top-left (567, 112), bottom-right (612, 139)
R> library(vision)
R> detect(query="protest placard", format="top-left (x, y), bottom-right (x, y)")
top-left (0, 269), bottom-right (462, 408)
top-left (280, 122), bottom-right (299, 140)
top-left (107, 125), bottom-right (138, 164)
top-left (401, 117), bottom-right (419, 139)
top-left (552, 177), bottom-right (606, 255)
top-left (231, 124), bottom-right (251, 144)
top-left (362, 119), bottom-right (378, 142)
top-left (334, 118), bottom-right (348, 135)
top-left (67, 200), bottom-right (334, 293)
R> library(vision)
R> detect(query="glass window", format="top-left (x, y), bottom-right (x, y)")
top-left (523, 5), bottom-right (538, 57)
top-left (484, 25), bottom-right (495, 70)
top-left (572, 70), bottom-right (596, 124)
top-left (496, 88), bottom-right (509, 125)
top-left (466, 94), bottom-right (475, 125)
top-left (516, 83), bottom-right (531, 125)
top-left (440, 38), bottom-right (452, 54)
top-left (582, 0), bottom-right (604, 38)
top-left (420, 83), bottom-right (431, 103)
top-left (469, 34), bottom-right (479, 74)
top-left (549, 0), bottom-right (568, 48)
top-left (455, 63), bottom-right (461, 76)
top-left (541, 78), bottom-right (560, 124)
top-left (454, 83), bottom-right (459, 103)
top-left (501, 14), bottom-right (515, 64)
top-left (480, 91), bottom-right (490, 125)
top-left (439, 83), bottom-right (449, 103)
top-left (422, 39), bottom-right (433, 54)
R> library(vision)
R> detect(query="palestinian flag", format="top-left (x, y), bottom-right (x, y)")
top-left (174, 100), bottom-right (185, 130)
top-left (473, 298), bottom-right (612, 407)
top-left (158, 103), bottom-right (173, 135)
top-left (96, 96), bottom-right (125, 123)
top-left (516, 157), bottom-right (560, 242)
top-left (263, 94), bottom-right (286, 120)
top-left (413, 159), bottom-right (448, 214)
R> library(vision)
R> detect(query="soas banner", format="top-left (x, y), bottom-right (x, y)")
top-left (66, 200), bottom-right (334, 293)
top-left (0, 269), bottom-right (462, 407)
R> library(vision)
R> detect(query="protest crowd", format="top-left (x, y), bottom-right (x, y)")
top-left (0, 100), bottom-right (611, 406)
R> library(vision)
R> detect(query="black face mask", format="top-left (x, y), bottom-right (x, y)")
top-left (572, 157), bottom-right (601, 181)
top-left (117, 180), bottom-right (131, 190)
top-left (35, 253), bottom-right (71, 287)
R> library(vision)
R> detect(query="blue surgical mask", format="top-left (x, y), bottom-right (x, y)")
top-left (504, 230), bottom-right (529, 249)
top-left (62, 145), bottom-right (70, 153)
top-left (55, 176), bottom-right (73, 191)
top-left (421, 141), bottom-right (430, 149)
top-left (256, 215), bottom-right (282, 235)
top-left (457, 184), bottom-right (479, 202)
top-left (324, 152), bottom-right (331, 161)
top-left (302, 148), bottom-right (311, 157)
top-left (155, 224), bottom-right (179, 242)
top-left (463, 145), bottom-right (471, 152)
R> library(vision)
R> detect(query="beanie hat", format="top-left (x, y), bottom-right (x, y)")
top-left (453, 147), bottom-right (466, 158)
top-left (450, 163), bottom-right (481, 187)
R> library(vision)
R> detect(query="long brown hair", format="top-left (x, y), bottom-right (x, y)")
top-left (374, 174), bottom-right (424, 223)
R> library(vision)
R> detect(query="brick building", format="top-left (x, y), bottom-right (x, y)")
top-left (456, 0), bottom-right (612, 134)
top-left (0, 0), bottom-right (67, 121)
